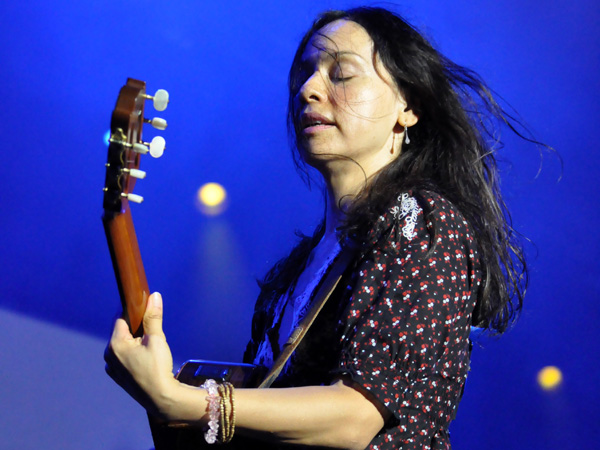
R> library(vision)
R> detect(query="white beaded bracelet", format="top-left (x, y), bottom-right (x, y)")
top-left (200, 379), bottom-right (220, 444)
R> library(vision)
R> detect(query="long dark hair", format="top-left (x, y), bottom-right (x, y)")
top-left (262, 7), bottom-right (528, 335)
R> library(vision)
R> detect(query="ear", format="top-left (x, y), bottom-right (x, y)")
top-left (399, 106), bottom-right (418, 128)
top-left (392, 106), bottom-right (418, 137)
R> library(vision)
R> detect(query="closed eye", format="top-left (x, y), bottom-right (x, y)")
top-left (331, 76), bottom-right (353, 83)
top-left (330, 62), bottom-right (354, 84)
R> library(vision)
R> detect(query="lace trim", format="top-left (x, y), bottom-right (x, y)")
top-left (389, 193), bottom-right (422, 240)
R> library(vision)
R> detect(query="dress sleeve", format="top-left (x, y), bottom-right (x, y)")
top-left (333, 192), bottom-right (481, 429)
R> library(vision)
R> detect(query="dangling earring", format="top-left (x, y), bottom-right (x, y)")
top-left (404, 124), bottom-right (410, 145)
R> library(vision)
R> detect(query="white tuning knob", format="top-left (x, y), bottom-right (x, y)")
top-left (149, 117), bottom-right (167, 130)
top-left (125, 168), bottom-right (147, 179)
top-left (153, 89), bottom-right (169, 111)
top-left (133, 143), bottom-right (149, 155)
top-left (123, 193), bottom-right (144, 204)
top-left (149, 136), bottom-right (166, 158)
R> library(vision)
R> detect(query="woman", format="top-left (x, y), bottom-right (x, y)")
top-left (106, 7), bottom-right (526, 450)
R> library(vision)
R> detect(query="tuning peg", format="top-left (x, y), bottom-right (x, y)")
top-left (149, 136), bottom-right (165, 158)
top-left (145, 117), bottom-right (167, 130)
top-left (123, 168), bottom-right (147, 179)
top-left (133, 143), bottom-right (149, 155)
top-left (148, 89), bottom-right (169, 111)
top-left (122, 193), bottom-right (144, 204)
top-left (132, 136), bottom-right (165, 158)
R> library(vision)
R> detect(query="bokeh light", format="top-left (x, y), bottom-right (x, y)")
top-left (537, 366), bottom-right (563, 391)
top-left (197, 182), bottom-right (227, 215)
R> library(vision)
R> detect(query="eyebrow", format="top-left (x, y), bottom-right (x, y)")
top-left (301, 49), bottom-right (367, 66)
top-left (331, 50), bottom-right (363, 59)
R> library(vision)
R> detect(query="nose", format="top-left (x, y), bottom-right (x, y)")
top-left (297, 72), bottom-right (327, 104)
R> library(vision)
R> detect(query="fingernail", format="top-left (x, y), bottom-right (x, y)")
top-left (152, 292), bottom-right (162, 307)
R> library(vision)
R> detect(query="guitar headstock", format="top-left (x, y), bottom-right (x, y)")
top-left (103, 78), bottom-right (169, 216)
top-left (102, 78), bottom-right (169, 336)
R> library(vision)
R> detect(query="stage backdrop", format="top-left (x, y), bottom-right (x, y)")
top-left (0, 1), bottom-right (598, 448)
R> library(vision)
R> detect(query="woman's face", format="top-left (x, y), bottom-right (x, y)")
top-left (292, 20), bottom-right (415, 173)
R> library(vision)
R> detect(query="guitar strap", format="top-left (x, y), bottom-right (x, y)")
top-left (257, 246), bottom-right (356, 389)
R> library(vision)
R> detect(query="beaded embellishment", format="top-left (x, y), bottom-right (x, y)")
top-left (201, 379), bottom-right (220, 444)
top-left (389, 193), bottom-right (422, 240)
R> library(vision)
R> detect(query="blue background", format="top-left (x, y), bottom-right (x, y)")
top-left (0, 0), bottom-right (598, 448)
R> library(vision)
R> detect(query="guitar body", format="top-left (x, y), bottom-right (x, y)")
top-left (104, 79), bottom-right (267, 449)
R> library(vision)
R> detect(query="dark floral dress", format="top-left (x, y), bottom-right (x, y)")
top-left (244, 191), bottom-right (482, 449)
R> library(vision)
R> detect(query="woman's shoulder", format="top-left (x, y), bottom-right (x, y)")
top-left (402, 189), bottom-right (467, 220)
top-left (367, 189), bottom-right (471, 248)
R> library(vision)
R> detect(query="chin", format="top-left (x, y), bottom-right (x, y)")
top-left (301, 150), bottom-right (342, 165)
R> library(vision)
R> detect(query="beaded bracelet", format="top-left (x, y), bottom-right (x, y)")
top-left (200, 379), bottom-right (220, 444)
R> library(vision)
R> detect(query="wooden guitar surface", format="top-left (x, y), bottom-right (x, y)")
top-left (103, 78), bottom-right (152, 337)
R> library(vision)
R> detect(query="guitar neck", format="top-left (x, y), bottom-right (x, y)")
top-left (103, 204), bottom-right (149, 337)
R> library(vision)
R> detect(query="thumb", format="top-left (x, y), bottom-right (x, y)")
top-left (143, 292), bottom-right (165, 338)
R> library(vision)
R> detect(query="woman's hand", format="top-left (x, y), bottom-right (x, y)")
top-left (104, 292), bottom-right (180, 420)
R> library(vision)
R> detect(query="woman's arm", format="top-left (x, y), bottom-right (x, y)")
top-left (106, 292), bottom-right (389, 450)
top-left (172, 375), bottom-right (389, 449)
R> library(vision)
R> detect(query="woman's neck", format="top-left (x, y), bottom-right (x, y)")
top-left (316, 145), bottom-right (401, 239)
top-left (322, 165), bottom-right (365, 238)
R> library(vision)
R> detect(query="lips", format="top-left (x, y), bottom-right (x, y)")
top-left (300, 112), bottom-right (335, 131)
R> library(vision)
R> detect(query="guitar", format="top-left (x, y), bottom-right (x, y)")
top-left (102, 78), bottom-right (265, 449)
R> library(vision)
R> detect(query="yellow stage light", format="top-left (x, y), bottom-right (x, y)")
top-left (537, 366), bottom-right (563, 390)
top-left (197, 182), bottom-right (227, 215)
